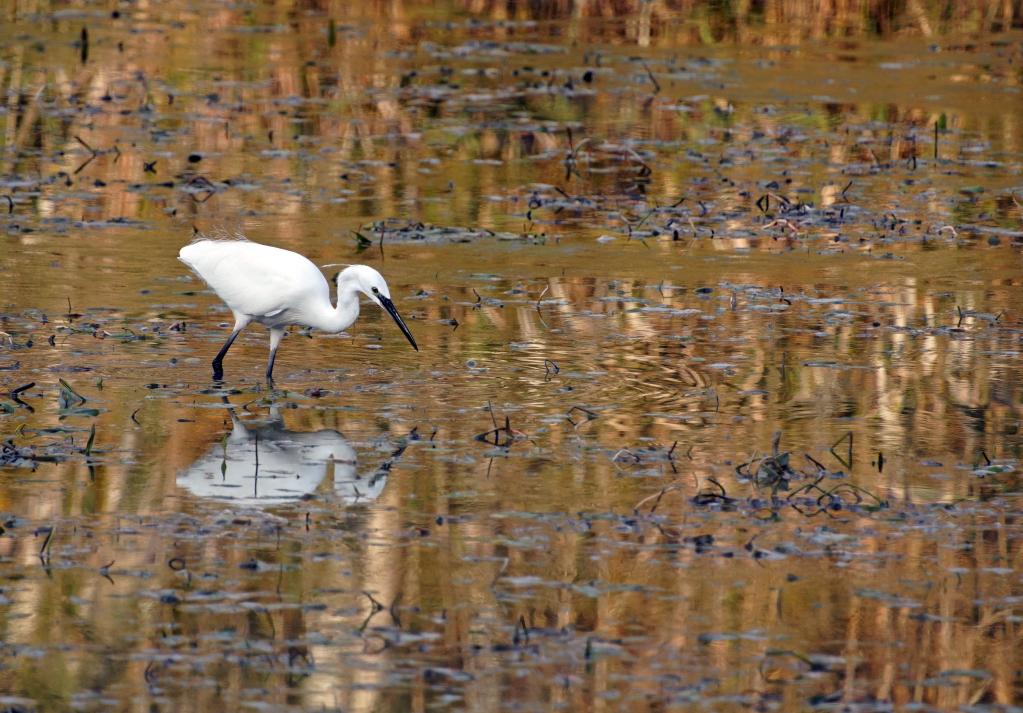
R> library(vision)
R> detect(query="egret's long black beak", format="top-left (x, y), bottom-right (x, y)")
top-left (379, 296), bottom-right (418, 351)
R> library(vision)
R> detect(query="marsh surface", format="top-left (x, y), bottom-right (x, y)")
top-left (1, 1), bottom-right (1022, 710)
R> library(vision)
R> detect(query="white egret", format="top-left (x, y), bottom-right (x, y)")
top-left (179, 238), bottom-right (418, 385)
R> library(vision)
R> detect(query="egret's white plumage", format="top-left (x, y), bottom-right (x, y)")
top-left (179, 238), bottom-right (418, 384)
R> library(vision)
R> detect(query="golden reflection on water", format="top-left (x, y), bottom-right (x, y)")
top-left (1, 1), bottom-right (1022, 711)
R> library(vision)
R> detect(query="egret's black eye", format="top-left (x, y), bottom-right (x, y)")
top-left (372, 286), bottom-right (379, 294)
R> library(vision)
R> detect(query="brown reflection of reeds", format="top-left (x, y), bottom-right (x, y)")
top-left (453, 0), bottom-right (1021, 40)
top-left (1, 2), bottom-right (1022, 711)
top-left (1, 2), bottom-right (1021, 232)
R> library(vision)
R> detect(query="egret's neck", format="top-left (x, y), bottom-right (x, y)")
top-left (311, 283), bottom-right (360, 333)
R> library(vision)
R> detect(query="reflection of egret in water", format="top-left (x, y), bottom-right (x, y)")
top-left (178, 406), bottom-right (394, 505)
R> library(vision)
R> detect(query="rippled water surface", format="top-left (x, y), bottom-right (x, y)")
top-left (1, 1), bottom-right (1023, 711)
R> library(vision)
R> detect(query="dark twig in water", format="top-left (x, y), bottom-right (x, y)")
top-left (544, 359), bottom-right (559, 380)
top-left (84, 424), bottom-right (96, 456)
top-left (536, 283), bottom-right (549, 317)
top-left (143, 661), bottom-right (158, 686)
top-left (186, 176), bottom-right (216, 203)
top-left (633, 483), bottom-right (684, 514)
top-left (566, 405), bottom-right (598, 427)
top-left (817, 482), bottom-right (886, 509)
top-left (73, 135), bottom-right (98, 175)
top-left (474, 415), bottom-right (520, 447)
top-left (388, 592), bottom-right (403, 629)
top-left (830, 431), bottom-right (853, 469)
top-left (513, 615), bottom-right (529, 646)
top-left (804, 453), bottom-right (828, 473)
top-left (362, 590), bottom-right (385, 613)
top-left (2, 195), bottom-right (12, 214)
top-left (612, 448), bottom-right (641, 464)
top-left (665, 441), bottom-right (679, 474)
top-left (75, 135), bottom-right (97, 155)
top-left (39, 525), bottom-right (55, 558)
top-left (99, 560), bottom-right (115, 585)
top-left (640, 61), bottom-right (661, 93)
top-left (58, 378), bottom-right (86, 408)
top-left (80, 27), bottom-right (89, 63)
top-left (10, 382), bottom-right (34, 411)
top-left (706, 477), bottom-right (727, 497)
top-left (691, 477), bottom-right (737, 507)
top-left (474, 401), bottom-right (526, 447)
top-left (562, 128), bottom-right (590, 181)
top-left (786, 474), bottom-right (828, 500)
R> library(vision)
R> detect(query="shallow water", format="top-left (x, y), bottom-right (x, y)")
top-left (1, 2), bottom-right (1022, 711)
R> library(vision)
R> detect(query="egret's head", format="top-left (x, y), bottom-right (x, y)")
top-left (336, 265), bottom-right (390, 304)
top-left (336, 265), bottom-right (418, 352)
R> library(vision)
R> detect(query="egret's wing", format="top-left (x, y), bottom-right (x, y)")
top-left (179, 240), bottom-right (329, 318)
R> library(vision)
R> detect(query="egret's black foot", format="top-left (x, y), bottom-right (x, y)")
top-left (212, 363), bottom-right (225, 381)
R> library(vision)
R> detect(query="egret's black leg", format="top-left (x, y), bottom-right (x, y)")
top-left (265, 348), bottom-right (277, 387)
top-left (266, 328), bottom-right (285, 388)
top-left (212, 329), bottom-right (241, 381)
